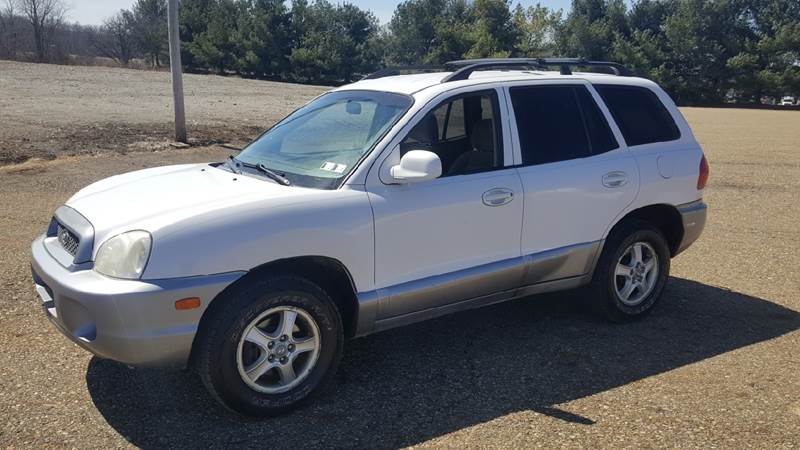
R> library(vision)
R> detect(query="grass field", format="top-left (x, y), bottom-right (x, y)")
top-left (1, 61), bottom-right (799, 449)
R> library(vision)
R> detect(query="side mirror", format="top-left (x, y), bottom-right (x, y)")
top-left (390, 150), bottom-right (442, 183)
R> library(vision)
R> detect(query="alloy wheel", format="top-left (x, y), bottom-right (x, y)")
top-left (236, 306), bottom-right (321, 394)
top-left (614, 241), bottom-right (659, 306)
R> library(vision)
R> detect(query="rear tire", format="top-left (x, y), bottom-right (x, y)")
top-left (590, 219), bottom-right (670, 322)
top-left (195, 274), bottom-right (343, 417)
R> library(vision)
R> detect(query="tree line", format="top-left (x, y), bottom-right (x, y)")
top-left (1, 0), bottom-right (798, 104)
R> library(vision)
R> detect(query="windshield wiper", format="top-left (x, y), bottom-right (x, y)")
top-left (255, 163), bottom-right (292, 186)
top-left (232, 156), bottom-right (291, 186)
top-left (222, 155), bottom-right (240, 174)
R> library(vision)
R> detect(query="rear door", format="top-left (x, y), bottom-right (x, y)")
top-left (506, 81), bottom-right (639, 285)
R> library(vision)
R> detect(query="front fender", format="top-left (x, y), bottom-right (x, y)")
top-left (142, 188), bottom-right (375, 292)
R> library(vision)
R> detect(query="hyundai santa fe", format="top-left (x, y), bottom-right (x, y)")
top-left (31, 58), bottom-right (708, 416)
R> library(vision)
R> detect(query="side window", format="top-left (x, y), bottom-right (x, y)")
top-left (510, 85), bottom-right (590, 165)
top-left (575, 87), bottom-right (618, 154)
top-left (594, 84), bottom-right (681, 146)
top-left (401, 91), bottom-right (503, 176)
top-left (432, 98), bottom-right (466, 141)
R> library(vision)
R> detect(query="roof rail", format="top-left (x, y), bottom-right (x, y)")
top-left (360, 58), bottom-right (631, 82)
top-left (442, 58), bottom-right (632, 81)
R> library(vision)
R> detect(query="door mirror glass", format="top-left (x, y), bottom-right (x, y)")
top-left (390, 150), bottom-right (442, 183)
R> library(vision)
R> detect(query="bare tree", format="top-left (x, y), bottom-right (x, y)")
top-left (92, 10), bottom-right (137, 65)
top-left (14, 0), bottom-right (67, 62)
top-left (0, 0), bottom-right (18, 58)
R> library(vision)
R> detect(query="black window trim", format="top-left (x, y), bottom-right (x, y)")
top-left (400, 87), bottom-right (507, 177)
top-left (508, 83), bottom-right (620, 168)
top-left (575, 85), bottom-right (621, 155)
top-left (572, 87), bottom-right (595, 154)
top-left (441, 101), bottom-right (454, 141)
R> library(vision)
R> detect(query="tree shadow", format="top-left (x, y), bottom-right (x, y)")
top-left (86, 277), bottom-right (800, 449)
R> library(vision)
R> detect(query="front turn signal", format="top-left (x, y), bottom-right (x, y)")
top-left (175, 297), bottom-right (201, 310)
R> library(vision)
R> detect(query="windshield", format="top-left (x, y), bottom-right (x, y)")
top-left (235, 90), bottom-right (413, 189)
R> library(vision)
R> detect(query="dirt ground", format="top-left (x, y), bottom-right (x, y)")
top-left (0, 60), bottom-right (327, 164)
top-left (1, 62), bottom-right (799, 449)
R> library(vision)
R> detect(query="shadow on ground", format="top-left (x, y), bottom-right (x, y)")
top-left (86, 277), bottom-right (800, 449)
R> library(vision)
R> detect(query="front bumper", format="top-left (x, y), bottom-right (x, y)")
top-left (31, 235), bottom-right (245, 368)
top-left (675, 200), bottom-right (707, 255)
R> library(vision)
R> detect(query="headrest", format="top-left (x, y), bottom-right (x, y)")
top-left (470, 119), bottom-right (494, 152)
top-left (407, 114), bottom-right (439, 145)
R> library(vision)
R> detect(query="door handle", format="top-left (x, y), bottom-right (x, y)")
top-left (602, 171), bottom-right (629, 188)
top-left (482, 188), bottom-right (514, 206)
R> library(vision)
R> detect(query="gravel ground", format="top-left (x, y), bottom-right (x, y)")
top-left (0, 63), bottom-right (799, 449)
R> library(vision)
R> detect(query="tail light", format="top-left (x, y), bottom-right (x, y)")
top-left (697, 155), bottom-right (709, 190)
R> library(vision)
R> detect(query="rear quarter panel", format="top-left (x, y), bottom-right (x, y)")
top-left (593, 79), bottom-right (705, 237)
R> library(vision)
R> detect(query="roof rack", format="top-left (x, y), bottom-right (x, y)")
top-left (361, 57), bottom-right (631, 82)
top-left (443, 58), bottom-right (631, 81)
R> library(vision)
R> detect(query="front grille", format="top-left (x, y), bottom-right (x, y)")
top-left (56, 223), bottom-right (80, 256)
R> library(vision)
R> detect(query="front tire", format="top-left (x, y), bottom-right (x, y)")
top-left (195, 274), bottom-right (343, 417)
top-left (590, 219), bottom-right (670, 322)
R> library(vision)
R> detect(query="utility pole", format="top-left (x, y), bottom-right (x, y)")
top-left (167, 0), bottom-right (187, 143)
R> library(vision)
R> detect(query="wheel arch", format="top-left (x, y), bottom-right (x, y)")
top-left (607, 204), bottom-right (684, 256)
top-left (189, 255), bottom-right (360, 367)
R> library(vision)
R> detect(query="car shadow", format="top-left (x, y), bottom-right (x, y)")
top-left (86, 277), bottom-right (800, 449)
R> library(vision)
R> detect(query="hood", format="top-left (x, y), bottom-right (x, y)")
top-left (66, 163), bottom-right (316, 248)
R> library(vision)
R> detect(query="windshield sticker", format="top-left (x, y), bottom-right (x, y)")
top-left (321, 162), bottom-right (347, 173)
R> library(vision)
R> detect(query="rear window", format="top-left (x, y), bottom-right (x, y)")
top-left (595, 85), bottom-right (680, 147)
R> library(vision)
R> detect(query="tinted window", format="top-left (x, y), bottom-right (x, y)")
top-left (401, 91), bottom-right (503, 176)
top-left (595, 85), bottom-right (680, 146)
top-left (510, 86), bottom-right (590, 165)
top-left (575, 87), bottom-right (618, 154)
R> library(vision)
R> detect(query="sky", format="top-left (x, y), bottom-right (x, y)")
top-left (65, 0), bottom-right (576, 26)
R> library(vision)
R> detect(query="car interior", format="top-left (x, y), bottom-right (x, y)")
top-left (400, 92), bottom-right (502, 176)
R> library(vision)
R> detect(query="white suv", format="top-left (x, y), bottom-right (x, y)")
top-left (31, 58), bottom-right (708, 416)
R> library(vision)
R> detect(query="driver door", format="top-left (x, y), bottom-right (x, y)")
top-left (367, 88), bottom-right (524, 320)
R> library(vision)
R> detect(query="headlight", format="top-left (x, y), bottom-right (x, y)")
top-left (94, 231), bottom-right (152, 279)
